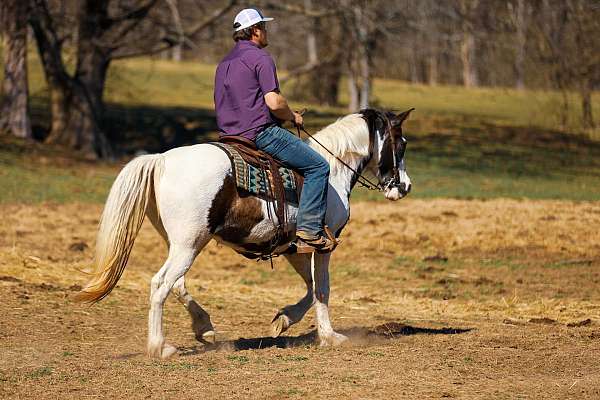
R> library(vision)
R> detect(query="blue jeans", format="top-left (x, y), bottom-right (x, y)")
top-left (255, 125), bottom-right (330, 236)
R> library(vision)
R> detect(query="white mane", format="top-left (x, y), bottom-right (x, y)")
top-left (306, 113), bottom-right (370, 175)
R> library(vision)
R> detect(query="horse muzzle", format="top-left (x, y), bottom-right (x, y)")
top-left (384, 182), bottom-right (410, 201)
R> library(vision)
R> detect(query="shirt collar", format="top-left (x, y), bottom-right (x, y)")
top-left (237, 40), bottom-right (260, 49)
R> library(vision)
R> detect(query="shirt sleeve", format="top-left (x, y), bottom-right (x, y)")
top-left (255, 55), bottom-right (279, 94)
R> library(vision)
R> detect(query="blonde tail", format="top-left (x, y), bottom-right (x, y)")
top-left (75, 154), bottom-right (164, 303)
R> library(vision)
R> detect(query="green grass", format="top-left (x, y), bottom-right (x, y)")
top-left (1, 54), bottom-right (599, 203)
top-left (27, 367), bottom-right (53, 379)
top-left (0, 139), bottom-right (115, 204)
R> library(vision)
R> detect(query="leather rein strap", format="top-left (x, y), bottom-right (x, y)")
top-left (295, 124), bottom-right (384, 192)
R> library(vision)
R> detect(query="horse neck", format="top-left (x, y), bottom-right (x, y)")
top-left (330, 150), bottom-right (372, 195)
top-left (307, 120), bottom-right (372, 196)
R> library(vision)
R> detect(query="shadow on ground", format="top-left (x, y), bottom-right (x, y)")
top-left (176, 322), bottom-right (472, 356)
top-left (28, 98), bottom-right (343, 156)
top-left (21, 97), bottom-right (600, 185)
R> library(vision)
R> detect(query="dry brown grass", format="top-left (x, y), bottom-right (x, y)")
top-left (1, 199), bottom-right (600, 399)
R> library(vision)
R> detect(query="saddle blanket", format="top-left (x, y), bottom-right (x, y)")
top-left (213, 142), bottom-right (299, 203)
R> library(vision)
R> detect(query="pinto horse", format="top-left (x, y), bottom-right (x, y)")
top-left (77, 108), bottom-right (413, 358)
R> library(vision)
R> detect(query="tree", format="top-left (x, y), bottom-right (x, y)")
top-left (508, 0), bottom-right (530, 90)
top-left (0, 0), bottom-right (32, 139)
top-left (531, 0), bottom-right (599, 130)
top-left (29, 0), bottom-right (157, 157)
top-left (29, 0), bottom-right (237, 158)
top-left (457, 0), bottom-right (479, 87)
top-left (263, 0), bottom-right (342, 106)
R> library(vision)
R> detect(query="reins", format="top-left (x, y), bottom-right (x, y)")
top-left (295, 124), bottom-right (383, 191)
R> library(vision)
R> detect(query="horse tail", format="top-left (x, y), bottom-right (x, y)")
top-left (75, 154), bottom-right (164, 303)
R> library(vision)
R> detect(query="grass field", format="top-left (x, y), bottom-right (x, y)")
top-left (1, 56), bottom-right (600, 203)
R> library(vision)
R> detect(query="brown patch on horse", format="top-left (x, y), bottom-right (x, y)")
top-left (208, 175), bottom-right (265, 244)
top-left (207, 174), bottom-right (237, 233)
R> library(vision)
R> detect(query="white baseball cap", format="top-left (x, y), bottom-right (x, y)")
top-left (233, 8), bottom-right (273, 32)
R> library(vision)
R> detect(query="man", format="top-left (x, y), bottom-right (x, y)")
top-left (214, 8), bottom-right (334, 253)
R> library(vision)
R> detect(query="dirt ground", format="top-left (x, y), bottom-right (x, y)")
top-left (1, 198), bottom-right (600, 399)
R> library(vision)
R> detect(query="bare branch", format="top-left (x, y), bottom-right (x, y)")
top-left (164, 0), bottom-right (184, 45)
top-left (261, 1), bottom-right (339, 18)
top-left (280, 57), bottom-right (340, 84)
top-left (110, 41), bottom-right (174, 60)
top-left (109, 0), bottom-right (159, 24)
top-left (185, 0), bottom-right (238, 37)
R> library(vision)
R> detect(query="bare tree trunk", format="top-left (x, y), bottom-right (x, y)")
top-left (305, 0), bottom-right (318, 65)
top-left (459, 0), bottom-right (479, 87)
top-left (581, 79), bottom-right (595, 129)
top-left (460, 31), bottom-right (478, 87)
top-left (165, 0), bottom-right (183, 62)
top-left (30, 0), bottom-right (111, 158)
top-left (558, 80), bottom-right (569, 131)
top-left (171, 45), bottom-right (182, 62)
top-left (354, 6), bottom-right (371, 109)
top-left (513, 0), bottom-right (527, 90)
top-left (427, 33), bottom-right (439, 86)
top-left (0, 0), bottom-right (32, 139)
top-left (359, 51), bottom-right (370, 109)
top-left (409, 44), bottom-right (420, 83)
top-left (303, 0), bottom-right (325, 104)
top-left (347, 69), bottom-right (359, 112)
top-left (428, 52), bottom-right (438, 86)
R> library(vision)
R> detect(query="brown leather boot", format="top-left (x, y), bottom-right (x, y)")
top-left (295, 228), bottom-right (337, 254)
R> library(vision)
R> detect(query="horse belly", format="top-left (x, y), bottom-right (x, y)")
top-left (213, 198), bottom-right (298, 255)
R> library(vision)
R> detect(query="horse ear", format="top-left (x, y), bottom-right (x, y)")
top-left (392, 108), bottom-right (415, 126)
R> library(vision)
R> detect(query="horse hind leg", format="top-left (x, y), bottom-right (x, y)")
top-left (271, 253), bottom-right (315, 337)
top-left (148, 242), bottom-right (206, 359)
top-left (172, 276), bottom-right (215, 344)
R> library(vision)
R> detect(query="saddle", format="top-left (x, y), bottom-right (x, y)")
top-left (212, 135), bottom-right (304, 244)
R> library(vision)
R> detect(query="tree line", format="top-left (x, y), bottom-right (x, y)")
top-left (1, 0), bottom-right (599, 158)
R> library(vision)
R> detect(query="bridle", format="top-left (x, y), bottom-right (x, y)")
top-left (383, 114), bottom-right (407, 192)
top-left (295, 111), bottom-right (407, 192)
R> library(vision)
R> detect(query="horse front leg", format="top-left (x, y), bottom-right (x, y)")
top-left (271, 253), bottom-right (315, 337)
top-left (313, 252), bottom-right (348, 346)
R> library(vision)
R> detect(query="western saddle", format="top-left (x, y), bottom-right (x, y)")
top-left (217, 135), bottom-right (304, 255)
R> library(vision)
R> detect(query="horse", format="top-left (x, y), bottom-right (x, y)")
top-left (76, 108), bottom-right (413, 358)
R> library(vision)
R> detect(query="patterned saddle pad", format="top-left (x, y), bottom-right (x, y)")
top-left (213, 142), bottom-right (300, 204)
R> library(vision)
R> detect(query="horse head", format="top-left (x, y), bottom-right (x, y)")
top-left (364, 108), bottom-right (414, 201)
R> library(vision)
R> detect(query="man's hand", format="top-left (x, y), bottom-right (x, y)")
top-left (292, 111), bottom-right (304, 128)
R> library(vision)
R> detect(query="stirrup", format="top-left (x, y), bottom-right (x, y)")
top-left (295, 226), bottom-right (340, 254)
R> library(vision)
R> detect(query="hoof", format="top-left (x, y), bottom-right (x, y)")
top-left (161, 343), bottom-right (178, 359)
top-left (148, 340), bottom-right (178, 359)
top-left (193, 322), bottom-right (215, 343)
top-left (271, 313), bottom-right (291, 338)
top-left (319, 332), bottom-right (348, 347)
top-left (201, 330), bottom-right (216, 344)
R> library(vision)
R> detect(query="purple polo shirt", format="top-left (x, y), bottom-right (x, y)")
top-left (214, 40), bottom-right (280, 140)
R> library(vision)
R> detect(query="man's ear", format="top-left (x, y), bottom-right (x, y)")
top-left (392, 108), bottom-right (415, 126)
